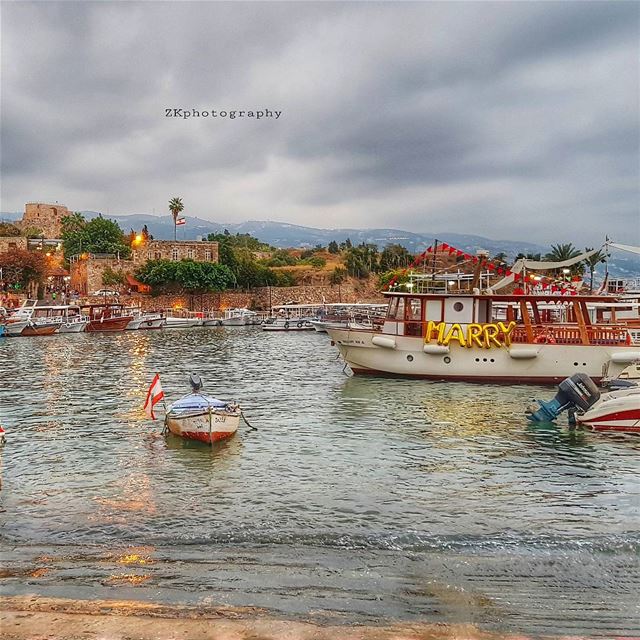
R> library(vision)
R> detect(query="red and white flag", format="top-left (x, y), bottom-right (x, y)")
top-left (176, 218), bottom-right (186, 226)
top-left (143, 373), bottom-right (165, 420)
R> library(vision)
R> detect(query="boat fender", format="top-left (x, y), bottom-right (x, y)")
top-left (610, 351), bottom-right (640, 364)
top-left (423, 344), bottom-right (450, 355)
top-left (284, 321), bottom-right (290, 330)
top-left (508, 346), bottom-right (539, 359)
top-left (371, 335), bottom-right (396, 349)
top-left (533, 334), bottom-right (556, 344)
top-left (297, 320), bottom-right (304, 328)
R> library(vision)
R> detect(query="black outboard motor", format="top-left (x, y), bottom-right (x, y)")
top-left (526, 373), bottom-right (600, 423)
top-left (189, 373), bottom-right (203, 393)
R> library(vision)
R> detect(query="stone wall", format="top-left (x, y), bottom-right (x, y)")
top-left (131, 240), bottom-right (218, 265)
top-left (70, 256), bottom-right (132, 294)
top-left (119, 282), bottom-right (384, 312)
top-left (17, 203), bottom-right (68, 239)
top-left (0, 236), bottom-right (28, 253)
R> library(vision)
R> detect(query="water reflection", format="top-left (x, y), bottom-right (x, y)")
top-left (0, 329), bottom-right (639, 634)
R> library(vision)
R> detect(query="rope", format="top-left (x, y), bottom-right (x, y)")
top-left (242, 412), bottom-right (259, 431)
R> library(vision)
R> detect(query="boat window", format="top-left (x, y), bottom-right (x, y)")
top-left (406, 298), bottom-right (421, 320)
top-left (453, 301), bottom-right (464, 312)
top-left (394, 298), bottom-right (405, 320)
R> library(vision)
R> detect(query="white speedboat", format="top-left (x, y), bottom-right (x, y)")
top-left (527, 372), bottom-right (640, 433)
top-left (164, 375), bottom-right (241, 444)
top-left (221, 308), bottom-right (257, 326)
top-left (163, 310), bottom-right (203, 328)
top-left (127, 313), bottom-right (165, 330)
top-left (57, 316), bottom-right (89, 333)
top-left (262, 317), bottom-right (315, 331)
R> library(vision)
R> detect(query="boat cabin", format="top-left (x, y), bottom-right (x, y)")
top-left (382, 292), bottom-right (632, 347)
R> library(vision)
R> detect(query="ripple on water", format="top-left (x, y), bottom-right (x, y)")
top-left (1, 329), bottom-right (639, 634)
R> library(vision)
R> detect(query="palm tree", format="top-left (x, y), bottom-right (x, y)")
top-left (583, 247), bottom-right (607, 292)
top-left (545, 243), bottom-right (584, 276)
top-left (168, 197), bottom-right (184, 241)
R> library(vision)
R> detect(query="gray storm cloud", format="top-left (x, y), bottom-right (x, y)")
top-left (1, 1), bottom-right (638, 245)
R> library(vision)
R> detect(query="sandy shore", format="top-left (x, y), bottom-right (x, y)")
top-left (0, 595), bottom-right (512, 640)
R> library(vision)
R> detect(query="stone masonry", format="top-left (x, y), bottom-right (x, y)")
top-left (16, 203), bottom-right (69, 238)
top-left (131, 240), bottom-right (218, 265)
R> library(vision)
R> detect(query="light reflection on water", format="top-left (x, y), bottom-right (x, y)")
top-left (0, 328), bottom-right (639, 634)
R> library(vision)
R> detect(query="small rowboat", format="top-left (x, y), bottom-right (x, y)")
top-left (164, 375), bottom-right (241, 444)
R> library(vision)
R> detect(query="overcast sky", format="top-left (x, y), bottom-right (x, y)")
top-left (1, 1), bottom-right (638, 245)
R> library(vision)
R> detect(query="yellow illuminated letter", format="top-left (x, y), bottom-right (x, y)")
top-left (466, 323), bottom-right (485, 348)
top-left (443, 323), bottom-right (467, 348)
top-left (483, 323), bottom-right (502, 348)
top-left (497, 321), bottom-right (516, 346)
top-left (425, 321), bottom-right (446, 344)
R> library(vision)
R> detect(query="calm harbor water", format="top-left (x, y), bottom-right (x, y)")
top-left (1, 328), bottom-right (639, 635)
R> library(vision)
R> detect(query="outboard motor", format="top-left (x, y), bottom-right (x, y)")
top-left (526, 373), bottom-right (600, 423)
top-left (189, 373), bottom-right (203, 393)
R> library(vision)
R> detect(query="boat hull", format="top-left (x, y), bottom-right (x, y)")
top-left (263, 320), bottom-right (315, 331)
top-left (327, 327), bottom-right (640, 385)
top-left (165, 410), bottom-right (240, 443)
top-left (164, 318), bottom-right (202, 328)
top-left (58, 321), bottom-right (89, 333)
top-left (578, 390), bottom-right (640, 432)
top-left (22, 323), bottom-right (58, 336)
top-left (85, 316), bottom-right (133, 332)
top-left (3, 320), bottom-right (30, 336)
top-left (127, 316), bottom-right (165, 330)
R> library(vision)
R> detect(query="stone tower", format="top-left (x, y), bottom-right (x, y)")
top-left (18, 202), bottom-right (69, 238)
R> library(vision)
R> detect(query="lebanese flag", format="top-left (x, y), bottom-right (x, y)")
top-left (176, 218), bottom-right (186, 226)
top-left (143, 373), bottom-right (165, 420)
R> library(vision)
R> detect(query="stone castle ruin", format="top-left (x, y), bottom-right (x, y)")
top-left (16, 202), bottom-right (68, 238)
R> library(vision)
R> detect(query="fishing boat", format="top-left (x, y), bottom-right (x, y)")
top-left (527, 373), bottom-right (640, 433)
top-left (81, 304), bottom-right (134, 332)
top-left (164, 374), bottom-right (241, 443)
top-left (326, 291), bottom-right (640, 384)
top-left (28, 304), bottom-right (89, 333)
top-left (1, 318), bottom-right (30, 336)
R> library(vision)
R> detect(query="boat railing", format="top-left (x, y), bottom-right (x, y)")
top-left (379, 320), bottom-right (630, 346)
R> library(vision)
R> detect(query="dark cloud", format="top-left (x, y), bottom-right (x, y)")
top-left (1, 1), bottom-right (638, 245)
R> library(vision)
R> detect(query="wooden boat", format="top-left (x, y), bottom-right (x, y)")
top-left (326, 291), bottom-right (640, 385)
top-left (81, 304), bottom-right (133, 332)
top-left (21, 322), bottom-right (59, 336)
top-left (164, 375), bottom-right (241, 444)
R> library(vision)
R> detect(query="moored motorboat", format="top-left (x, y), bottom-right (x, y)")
top-left (164, 374), bottom-right (241, 444)
top-left (21, 321), bottom-right (59, 336)
top-left (82, 304), bottom-right (134, 332)
top-left (526, 372), bottom-right (640, 433)
top-left (126, 313), bottom-right (165, 330)
top-left (221, 308), bottom-right (257, 326)
top-left (262, 317), bottom-right (315, 331)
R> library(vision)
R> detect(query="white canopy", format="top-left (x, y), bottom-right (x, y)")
top-left (490, 246), bottom-right (603, 291)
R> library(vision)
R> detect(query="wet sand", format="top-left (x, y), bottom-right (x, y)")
top-left (0, 596), bottom-right (510, 640)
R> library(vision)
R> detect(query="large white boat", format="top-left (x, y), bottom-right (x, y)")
top-left (221, 308), bottom-right (257, 326)
top-left (126, 310), bottom-right (165, 330)
top-left (326, 291), bottom-right (640, 385)
top-left (163, 310), bottom-right (203, 328)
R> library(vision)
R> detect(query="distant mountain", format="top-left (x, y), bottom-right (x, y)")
top-left (2, 210), bottom-right (638, 277)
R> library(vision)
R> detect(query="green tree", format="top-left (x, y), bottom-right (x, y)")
top-left (327, 240), bottom-right (339, 254)
top-left (135, 259), bottom-right (234, 295)
top-left (168, 197), bottom-right (184, 241)
top-left (0, 222), bottom-right (21, 237)
top-left (61, 213), bottom-right (130, 259)
top-left (544, 243), bottom-right (584, 275)
top-left (21, 226), bottom-right (44, 239)
top-left (101, 266), bottom-right (126, 288)
top-left (583, 248), bottom-right (607, 292)
top-left (329, 266), bottom-right (347, 285)
top-left (379, 244), bottom-right (412, 271)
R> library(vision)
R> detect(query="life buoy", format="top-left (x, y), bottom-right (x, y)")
top-left (533, 334), bottom-right (556, 344)
top-left (297, 320), bottom-right (304, 328)
top-left (284, 321), bottom-right (290, 330)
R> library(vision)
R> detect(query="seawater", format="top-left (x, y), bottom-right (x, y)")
top-left (1, 328), bottom-right (639, 634)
